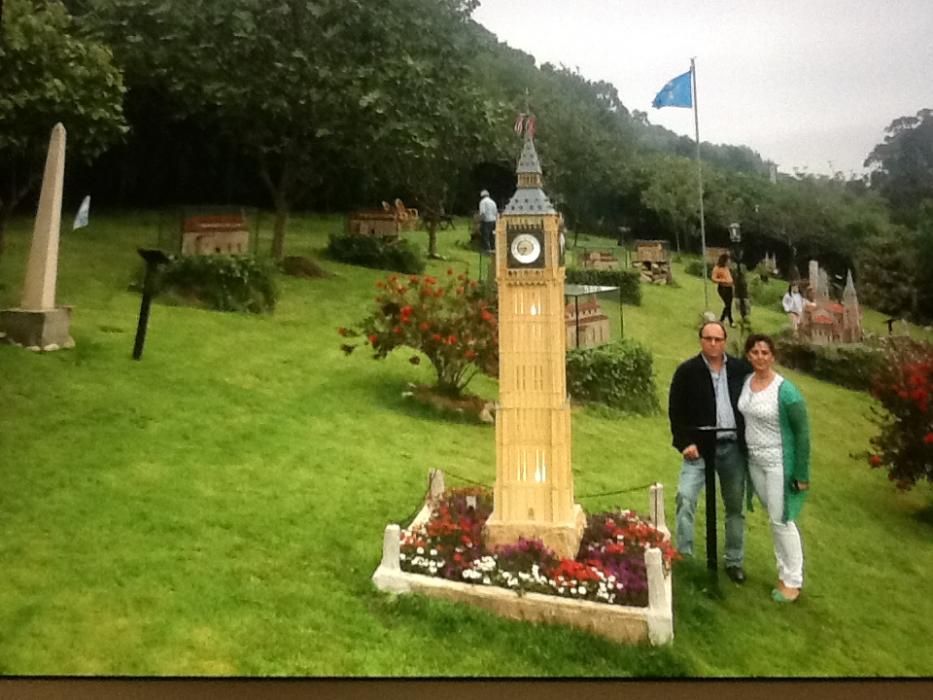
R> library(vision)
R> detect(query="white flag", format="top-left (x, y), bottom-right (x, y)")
top-left (73, 195), bottom-right (91, 230)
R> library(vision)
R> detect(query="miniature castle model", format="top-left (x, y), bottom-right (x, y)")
top-left (565, 295), bottom-right (610, 349)
top-left (798, 260), bottom-right (862, 345)
top-left (482, 126), bottom-right (586, 559)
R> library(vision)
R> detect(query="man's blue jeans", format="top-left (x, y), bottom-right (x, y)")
top-left (675, 441), bottom-right (746, 567)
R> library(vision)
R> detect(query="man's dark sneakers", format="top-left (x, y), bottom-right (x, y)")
top-left (725, 566), bottom-right (746, 584)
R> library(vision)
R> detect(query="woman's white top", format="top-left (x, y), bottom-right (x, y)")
top-left (783, 291), bottom-right (804, 314)
top-left (738, 373), bottom-right (785, 451)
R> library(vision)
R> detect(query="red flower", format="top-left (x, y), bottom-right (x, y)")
top-left (368, 334), bottom-right (379, 344)
top-left (869, 454), bottom-right (882, 467)
top-left (447, 335), bottom-right (458, 345)
top-left (393, 326), bottom-right (402, 334)
top-left (419, 321), bottom-right (430, 332)
top-left (924, 433), bottom-right (933, 445)
top-left (400, 305), bottom-right (413, 316)
top-left (464, 349), bottom-right (477, 360)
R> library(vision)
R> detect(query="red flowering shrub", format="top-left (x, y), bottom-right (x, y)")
top-left (867, 338), bottom-right (933, 491)
top-left (339, 270), bottom-right (497, 397)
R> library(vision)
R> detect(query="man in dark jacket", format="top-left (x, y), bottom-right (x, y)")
top-left (668, 321), bottom-right (752, 582)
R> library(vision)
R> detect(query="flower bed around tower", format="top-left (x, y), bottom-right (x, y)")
top-left (372, 471), bottom-right (676, 645)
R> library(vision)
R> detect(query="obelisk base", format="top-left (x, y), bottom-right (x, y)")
top-left (1, 307), bottom-right (74, 351)
top-left (483, 504), bottom-right (587, 560)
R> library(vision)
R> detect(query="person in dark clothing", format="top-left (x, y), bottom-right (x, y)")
top-left (668, 321), bottom-right (753, 582)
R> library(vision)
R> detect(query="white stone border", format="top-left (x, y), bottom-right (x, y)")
top-left (372, 471), bottom-right (673, 646)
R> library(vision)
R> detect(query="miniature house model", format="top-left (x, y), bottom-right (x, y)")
top-left (482, 128), bottom-right (586, 559)
top-left (565, 295), bottom-right (610, 349)
top-left (180, 212), bottom-right (250, 255)
top-left (633, 239), bottom-right (673, 284)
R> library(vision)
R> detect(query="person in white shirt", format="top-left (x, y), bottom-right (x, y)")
top-left (478, 189), bottom-right (498, 252)
top-left (782, 283), bottom-right (806, 334)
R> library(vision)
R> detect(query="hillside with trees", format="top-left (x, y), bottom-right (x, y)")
top-left (4, 0), bottom-right (932, 318)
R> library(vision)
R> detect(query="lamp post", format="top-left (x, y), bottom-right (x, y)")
top-left (729, 222), bottom-right (750, 324)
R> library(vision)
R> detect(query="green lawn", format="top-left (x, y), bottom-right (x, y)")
top-left (0, 212), bottom-right (930, 676)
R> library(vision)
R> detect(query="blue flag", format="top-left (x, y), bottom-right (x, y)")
top-left (652, 70), bottom-right (693, 109)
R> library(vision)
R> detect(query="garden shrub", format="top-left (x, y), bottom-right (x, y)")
top-left (566, 339), bottom-right (659, 415)
top-left (749, 276), bottom-right (786, 310)
top-left (565, 267), bottom-right (641, 306)
top-left (340, 269), bottom-right (497, 397)
top-left (156, 254), bottom-right (278, 313)
top-left (325, 232), bottom-right (424, 274)
top-left (865, 338), bottom-right (933, 491)
top-left (683, 259), bottom-right (708, 278)
top-left (775, 337), bottom-right (885, 391)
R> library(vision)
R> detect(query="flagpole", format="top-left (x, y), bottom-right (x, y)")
top-left (691, 57), bottom-right (709, 310)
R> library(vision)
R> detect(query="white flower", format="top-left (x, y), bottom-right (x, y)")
top-left (416, 547), bottom-right (424, 555)
top-left (577, 586), bottom-right (587, 595)
top-left (429, 549), bottom-right (438, 556)
top-left (482, 576), bottom-right (491, 585)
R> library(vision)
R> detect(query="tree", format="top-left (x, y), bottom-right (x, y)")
top-left (865, 108), bottom-right (933, 226)
top-left (0, 0), bottom-right (126, 256)
top-left (87, 0), bottom-right (484, 261)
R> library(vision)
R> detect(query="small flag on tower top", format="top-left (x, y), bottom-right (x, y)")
top-left (652, 69), bottom-right (693, 109)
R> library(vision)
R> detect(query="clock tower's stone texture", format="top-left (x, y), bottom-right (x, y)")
top-left (483, 133), bottom-right (585, 559)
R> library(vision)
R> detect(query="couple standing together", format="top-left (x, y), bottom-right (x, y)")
top-left (668, 321), bottom-right (811, 603)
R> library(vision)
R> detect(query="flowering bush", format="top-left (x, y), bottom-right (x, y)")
top-left (340, 270), bottom-right (497, 397)
top-left (866, 338), bottom-right (933, 491)
top-left (399, 487), bottom-right (676, 608)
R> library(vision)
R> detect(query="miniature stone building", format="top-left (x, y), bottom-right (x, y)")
top-left (798, 261), bottom-right (863, 345)
top-left (181, 213), bottom-right (250, 255)
top-left (565, 295), bottom-right (610, 349)
top-left (632, 239), bottom-right (673, 284)
top-left (580, 249), bottom-right (620, 271)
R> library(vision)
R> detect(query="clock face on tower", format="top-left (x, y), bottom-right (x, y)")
top-left (507, 226), bottom-right (546, 269)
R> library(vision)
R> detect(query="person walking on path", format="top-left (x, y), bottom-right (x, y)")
top-left (737, 333), bottom-right (811, 603)
top-left (712, 253), bottom-right (735, 327)
top-left (478, 189), bottom-right (498, 253)
top-left (668, 321), bottom-right (753, 583)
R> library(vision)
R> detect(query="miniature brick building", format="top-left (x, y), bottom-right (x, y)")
top-left (565, 295), bottom-right (610, 349)
top-left (580, 249), bottom-right (620, 271)
top-left (632, 239), bottom-right (673, 284)
top-left (180, 213), bottom-right (250, 256)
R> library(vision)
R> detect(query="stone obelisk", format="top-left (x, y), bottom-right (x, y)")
top-left (1, 123), bottom-right (74, 351)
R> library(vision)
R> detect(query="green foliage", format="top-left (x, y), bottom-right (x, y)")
top-left (566, 339), bottom-right (659, 415)
top-left (865, 109), bottom-right (933, 226)
top-left (341, 269), bottom-right (497, 397)
top-left (326, 233), bottom-right (425, 275)
top-left (775, 337), bottom-right (885, 392)
top-left (865, 338), bottom-right (933, 491)
top-left (748, 277), bottom-right (786, 311)
top-left (683, 259), bottom-right (708, 278)
top-left (0, 0), bottom-right (126, 245)
top-left (855, 233), bottom-right (918, 317)
top-left (157, 254), bottom-right (278, 313)
top-left (565, 267), bottom-right (641, 305)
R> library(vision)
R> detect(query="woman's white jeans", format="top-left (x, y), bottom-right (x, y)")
top-left (748, 447), bottom-right (804, 588)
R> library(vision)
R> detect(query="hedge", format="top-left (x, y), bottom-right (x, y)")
top-left (565, 268), bottom-right (641, 306)
top-left (155, 254), bottom-right (278, 313)
top-left (566, 339), bottom-right (659, 414)
top-left (325, 233), bottom-right (424, 274)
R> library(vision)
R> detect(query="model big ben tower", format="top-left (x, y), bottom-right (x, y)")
top-left (483, 129), bottom-right (586, 559)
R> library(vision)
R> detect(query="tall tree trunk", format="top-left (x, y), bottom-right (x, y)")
top-left (258, 154), bottom-right (292, 262)
top-left (427, 220), bottom-right (439, 259)
top-left (271, 195), bottom-right (288, 261)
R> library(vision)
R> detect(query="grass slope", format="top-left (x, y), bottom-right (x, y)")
top-left (0, 213), bottom-right (930, 676)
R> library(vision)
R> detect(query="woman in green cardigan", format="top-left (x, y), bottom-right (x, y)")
top-left (737, 333), bottom-right (811, 603)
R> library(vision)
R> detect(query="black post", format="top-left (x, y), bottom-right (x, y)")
top-left (705, 460), bottom-right (718, 573)
top-left (574, 295), bottom-right (581, 349)
top-left (133, 248), bottom-right (171, 360)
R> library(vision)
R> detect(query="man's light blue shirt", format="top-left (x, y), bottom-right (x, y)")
top-left (701, 353), bottom-right (737, 440)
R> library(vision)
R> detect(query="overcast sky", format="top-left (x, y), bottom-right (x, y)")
top-left (472, 0), bottom-right (933, 176)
